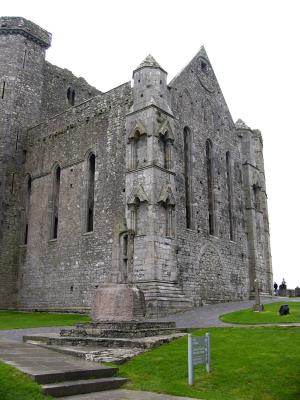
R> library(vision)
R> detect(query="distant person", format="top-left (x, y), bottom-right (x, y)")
top-left (274, 282), bottom-right (278, 295)
top-left (281, 278), bottom-right (286, 289)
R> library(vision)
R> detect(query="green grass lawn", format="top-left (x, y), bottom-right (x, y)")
top-left (0, 362), bottom-right (52, 400)
top-left (118, 327), bottom-right (300, 400)
top-left (219, 302), bottom-right (300, 324)
top-left (0, 311), bottom-right (91, 330)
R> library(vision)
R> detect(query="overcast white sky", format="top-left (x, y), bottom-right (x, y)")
top-left (3, 0), bottom-right (300, 288)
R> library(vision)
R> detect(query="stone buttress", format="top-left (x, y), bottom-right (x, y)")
top-left (125, 55), bottom-right (193, 316)
top-left (237, 119), bottom-right (273, 296)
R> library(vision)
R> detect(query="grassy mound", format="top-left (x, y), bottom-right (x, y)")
top-left (0, 311), bottom-right (90, 330)
top-left (219, 302), bottom-right (300, 324)
top-left (0, 362), bottom-right (52, 400)
top-left (118, 327), bottom-right (300, 400)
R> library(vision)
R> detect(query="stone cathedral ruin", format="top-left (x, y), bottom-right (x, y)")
top-left (0, 17), bottom-right (273, 317)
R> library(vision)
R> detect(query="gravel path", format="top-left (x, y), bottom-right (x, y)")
top-left (159, 297), bottom-right (295, 328)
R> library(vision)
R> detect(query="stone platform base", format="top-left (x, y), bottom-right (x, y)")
top-left (60, 320), bottom-right (178, 338)
top-left (23, 318), bottom-right (186, 364)
top-left (249, 292), bottom-right (273, 300)
top-left (24, 331), bottom-right (186, 364)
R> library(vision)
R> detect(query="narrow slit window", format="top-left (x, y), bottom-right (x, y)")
top-left (86, 154), bottom-right (95, 232)
top-left (206, 140), bottom-right (215, 235)
top-left (11, 173), bottom-right (15, 194)
top-left (67, 87), bottom-right (75, 106)
top-left (226, 151), bottom-right (234, 240)
top-left (51, 166), bottom-right (61, 239)
top-left (183, 127), bottom-right (192, 229)
top-left (22, 49), bottom-right (27, 69)
top-left (24, 176), bottom-right (31, 245)
top-left (1, 81), bottom-right (5, 99)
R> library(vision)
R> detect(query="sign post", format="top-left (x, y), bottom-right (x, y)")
top-left (188, 332), bottom-right (211, 385)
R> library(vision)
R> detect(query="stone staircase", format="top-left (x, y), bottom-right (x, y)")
top-left (33, 368), bottom-right (127, 397)
top-left (0, 338), bottom-right (127, 398)
top-left (139, 282), bottom-right (194, 317)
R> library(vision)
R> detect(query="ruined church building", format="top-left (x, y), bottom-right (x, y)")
top-left (0, 17), bottom-right (272, 316)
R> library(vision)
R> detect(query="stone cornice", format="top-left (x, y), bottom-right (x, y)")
top-left (0, 27), bottom-right (51, 48)
top-left (126, 104), bottom-right (174, 119)
top-left (126, 163), bottom-right (176, 176)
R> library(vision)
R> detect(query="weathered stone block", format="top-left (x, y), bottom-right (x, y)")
top-left (91, 284), bottom-right (146, 321)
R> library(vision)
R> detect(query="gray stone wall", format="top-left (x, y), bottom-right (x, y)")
top-left (18, 83), bottom-right (131, 310)
top-left (40, 62), bottom-right (101, 121)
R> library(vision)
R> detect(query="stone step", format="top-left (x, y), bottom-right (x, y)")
top-left (24, 332), bottom-right (186, 349)
top-left (42, 377), bottom-right (127, 397)
top-left (28, 366), bottom-right (118, 384)
top-left (25, 343), bottom-right (145, 364)
top-left (75, 320), bottom-right (176, 330)
top-left (60, 327), bottom-right (183, 338)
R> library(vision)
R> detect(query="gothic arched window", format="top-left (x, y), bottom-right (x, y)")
top-left (183, 127), bottom-right (192, 229)
top-left (206, 139), bottom-right (215, 235)
top-left (51, 165), bottom-right (61, 239)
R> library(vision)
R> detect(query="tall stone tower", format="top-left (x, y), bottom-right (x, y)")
top-left (125, 55), bottom-right (192, 315)
top-left (0, 17), bottom-right (51, 307)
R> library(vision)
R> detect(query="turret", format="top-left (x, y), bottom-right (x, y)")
top-left (132, 54), bottom-right (171, 114)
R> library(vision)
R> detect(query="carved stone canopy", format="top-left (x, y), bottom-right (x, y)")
top-left (128, 120), bottom-right (147, 142)
top-left (127, 184), bottom-right (149, 205)
top-left (158, 184), bottom-right (175, 206)
top-left (157, 119), bottom-right (174, 142)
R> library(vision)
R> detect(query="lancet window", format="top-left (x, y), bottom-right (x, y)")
top-left (226, 151), bottom-right (234, 241)
top-left (183, 127), bottom-right (192, 228)
top-left (86, 153), bottom-right (95, 232)
top-left (24, 175), bottom-right (31, 245)
top-left (51, 165), bottom-right (61, 239)
top-left (206, 139), bottom-right (215, 235)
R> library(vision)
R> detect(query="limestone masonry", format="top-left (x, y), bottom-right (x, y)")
top-left (0, 17), bottom-right (273, 317)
